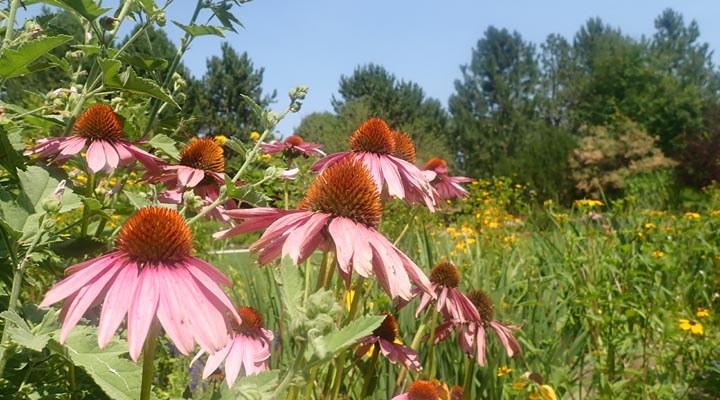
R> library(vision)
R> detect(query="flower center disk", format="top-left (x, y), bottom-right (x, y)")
top-left (117, 207), bottom-right (194, 263)
top-left (349, 117), bottom-right (396, 154)
top-left (429, 260), bottom-right (461, 288)
top-left (74, 104), bottom-right (125, 142)
top-left (373, 312), bottom-right (399, 342)
top-left (284, 135), bottom-right (305, 146)
top-left (391, 130), bottom-right (416, 163)
top-left (407, 380), bottom-right (439, 400)
top-left (301, 158), bottom-right (382, 228)
top-left (467, 289), bottom-right (495, 322)
top-left (180, 137), bottom-right (225, 173)
top-left (235, 306), bottom-right (265, 336)
top-left (425, 157), bottom-right (447, 171)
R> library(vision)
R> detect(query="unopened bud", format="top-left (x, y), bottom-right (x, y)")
top-left (288, 85), bottom-right (309, 101)
top-left (100, 17), bottom-right (119, 31)
top-left (42, 180), bottom-right (66, 213)
top-left (290, 102), bottom-right (302, 113)
top-left (156, 11), bottom-right (167, 27)
top-left (183, 191), bottom-right (204, 211)
top-left (266, 111), bottom-right (279, 127)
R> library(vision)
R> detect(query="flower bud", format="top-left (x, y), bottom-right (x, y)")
top-left (100, 17), bottom-right (119, 31)
top-left (288, 85), bottom-right (309, 101)
top-left (183, 191), bottom-right (204, 211)
top-left (156, 11), bottom-right (167, 27)
top-left (266, 111), bottom-right (280, 126)
top-left (42, 180), bottom-right (66, 213)
top-left (290, 102), bottom-right (302, 113)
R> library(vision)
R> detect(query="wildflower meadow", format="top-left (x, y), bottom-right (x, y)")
top-left (1, 1), bottom-right (720, 400)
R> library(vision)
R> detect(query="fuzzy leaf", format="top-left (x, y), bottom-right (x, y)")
top-left (41, 0), bottom-right (111, 21)
top-left (222, 370), bottom-right (279, 399)
top-left (172, 21), bottom-right (226, 37)
top-left (147, 133), bottom-right (180, 159)
top-left (60, 326), bottom-right (150, 400)
top-left (225, 179), bottom-right (270, 207)
top-left (312, 316), bottom-right (384, 362)
top-left (0, 310), bottom-right (50, 351)
top-left (123, 190), bottom-right (151, 210)
top-left (0, 35), bottom-right (73, 80)
top-left (99, 59), bottom-right (179, 108)
top-left (0, 126), bottom-right (26, 179)
top-left (240, 94), bottom-right (266, 126)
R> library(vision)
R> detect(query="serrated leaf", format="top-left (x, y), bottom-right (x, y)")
top-left (147, 133), bottom-right (180, 159)
top-left (210, 3), bottom-right (243, 33)
top-left (225, 179), bottom-right (270, 207)
top-left (41, 0), bottom-right (111, 21)
top-left (223, 370), bottom-right (279, 399)
top-left (0, 310), bottom-right (50, 351)
top-left (50, 236), bottom-right (106, 258)
top-left (241, 94), bottom-right (265, 125)
top-left (60, 326), bottom-right (150, 400)
top-left (224, 137), bottom-right (247, 156)
top-left (172, 21), bottom-right (226, 37)
top-left (72, 44), bottom-right (102, 55)
top-left (99, 59), bottom-right (179, 108)
top-left (319, 316), bottom-right (384, 357)
top-left (0, 125), bottom-right (26, 179)
top-left (279, 257), bottom-right (303, 314)
top-left (0, 35), bottom-right (73, 80)
top-left (119, 54), bottom-right (168, 71)
top-left (123, 190), bottom-right (151, 210)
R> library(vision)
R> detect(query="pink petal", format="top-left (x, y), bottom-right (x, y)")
top-left (349, 223), bottom-right (373, 277)
top-left (309, 152), bottom-right (349, 173)
top-left (97, 262), bottom-right (138, 348)
top-left (127, 267), bottom-right (161, 361)
top-left (328, 218), bottom-right (356, 276)
top-left (39, 254), bottom-right (120, 308)
top-left (378, 156), bottom-right (405, 199)
top-left (224, 336), bottom-right (245, 385)
top-left (178, 167), bottom-right (205, 187)
top-left (187, 257), bottom-right (233, 287)
top-left (59, 264), bottom-right (121, 343)
top-left (202, 338), bottom-right (232, 379)
top-left (102, 141), bottom-right (120, 169)
top-left (86, 140), bottom-right (107, 173)
top-left (476, 324), bottom-right (487, 366)
top-left (282, 213), bottom-right (329, 263)
top-left (59, 136), bottom-right (88, 156)
top-left (155, 266), bottom-right (195, 355)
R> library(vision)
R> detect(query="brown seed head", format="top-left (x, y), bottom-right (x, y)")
top-left (407, 380), bottom-right (439, 400)
top-left (180, 137), bottom-right (225, 173)
top-left (117, 207), bottom-right (193, 263)
top-left (373, 312), bottom-right (399, 342)
top-left (467, 289), bottom-right (495, 323)
top-left (284, 135), bottom-right (305, 146)
top-left (450, 385), bottom-right (464, 400)
top-left (349, 118), bottom-right (396, 154)
top-left (74, 104), bottom-right (124, 142)
top-left (429, 260), bottom-right (461, 288)
top-left (234, 306), bottom-right (265, 336)
top-left (301, 158), bottom-right (382, 228)
top-left (425, 157), bottom-right (448, 171)
top-left (391, 130), bottom-right (416, 163)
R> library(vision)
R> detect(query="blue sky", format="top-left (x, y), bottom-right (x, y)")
top-left (20, 1), bottom-right (720, 135)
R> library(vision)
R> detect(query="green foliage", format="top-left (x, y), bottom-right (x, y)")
top-left (0, 34), bottom-right (73, 81)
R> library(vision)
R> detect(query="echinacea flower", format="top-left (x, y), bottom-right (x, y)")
top-left (147, 137), bottom-right (235, 222)
top-left (356, 312), bottom-right (421, 371)
top-left (679, 319), bottom-right (704, 335)
top-left (261, 135), bottom-right (324, 159)
top-left (215, 158), bottom-right (432, 300)
top-left (392, 380), bottom-right (439, 400)
top-left (413, 261), bottom-right (481, 323)
top-left (26, 104), bottom-right (161, 174)
top-left (38, 206), bottom-right (241, 361)
top-left (311, 118), bottom-right (436, 211)
top-left (423, 157), bottom-right (472, 200)
top-left (192, 306), bottom-right (273, 387)
top-left (433, 289), bottom-right (521, 367)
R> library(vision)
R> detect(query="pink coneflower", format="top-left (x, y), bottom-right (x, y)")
top-left (311, 118), bottom-right (436, 211)
top-left (148, 137), bottom-right (235, 222)
top-left (391, 380), bottom-right (439, 400)
top-left (414, 261), bottom-right (481, 323)
top-left (214, 158), bottom-right (433, 300)
top-left (38, 206), bottom-right (241, 361)
top-left (26, 104), bottom-right (161, 174)
top-left (356, 312), bottom-right (421, 371)
top-left (192, 306), bottom-right (273, 387)
top-left (261, 135), bottom-right (325, 159)
top-left (433, 289), bottom-right (521, 367)
top-left (423, 157), bottom-right (472, 201)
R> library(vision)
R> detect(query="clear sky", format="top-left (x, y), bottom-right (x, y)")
top-left (19, 1), bottom-right (720, 136)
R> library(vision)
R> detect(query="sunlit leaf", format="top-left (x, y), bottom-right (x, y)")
top-left (99, 58), bottom-right (179, 108)
top-left (147, 133), bottom-right (180, 160)
top-left (172, 21), bottom-right (226, 37)
top-left (0, 35), bottom-right (73, 80)
top-left (41, 0), bottom-right (111, 21)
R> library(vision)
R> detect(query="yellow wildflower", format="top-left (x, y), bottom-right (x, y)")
top-left (684, 212), bottom-right (701, 220)
top-left (497, 366), bottom-right (512, 377)
top-left (214, 135), bottom-right (228, 145)
top-left (697, 308), bottom-right (710, 318)
top-left (679, 319), bottom-right (704, 335)
top-left (250, 131), bottom-right (260, 141)
top-left (575, 199), bottom-right (604, 207)
top-left (650, 251), bottom-right (665, 259)
top-left (710, 210), bottom-right (720, 217)
top-left (540, 385), bottom-right (558, 400)
top-left (644, 223), bottom-right (656, 229)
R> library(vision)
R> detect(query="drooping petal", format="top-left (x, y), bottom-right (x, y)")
top-left (97, 261), bottom-right (138, 348)
top-left (155, 266), bottom-right (195, 355)
top-left (39, 254), bottom-right (120, 308)
top-left (59, 136), bottom-right (88, 156)
top-left (178, 166), bottom-right (205, 188)
top-left (102, 140), bottom-right (120, 169)
top-left (201, 337), bottom-right (233, 379)
top-left (282, 213), bottom-right (329, 263)
top-left (127, 267), bottom-right (161, 361)
top-left (86, 140), bottom-right (107, 173)
top-left (224, 336), bottom-right (246, 386)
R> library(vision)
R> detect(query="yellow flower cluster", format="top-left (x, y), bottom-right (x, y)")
top-left (650, 251), bottom-right (665, 259)
top-left (679, 319), bottom-right (704, 335)
top-left (683, 212), bottom-right (701, 220)
top-left (574, 199), bottom-right (604, 208)
top-left (250, 131), bottom-right (260, 141)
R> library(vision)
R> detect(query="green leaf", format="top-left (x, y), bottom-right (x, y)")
top-left (210, 3), bottom-right (244, 33)
top-left (72, 44), bottom-right (102, 56)
top-left (147, 133), bottom-right (180, 159)
top-left (123, 190), bottom-right (151, 210)
top-left (0, 35), bottom-right (73, 80)
top-left (50, 236), bottom-right (106, 258)
top-left (240, 94), bottom-right (266, 125)
top-left (0, 186), bottom-right (25, 238)
top-left (59, 326), bottom-right (150, 400)
top-left (99, 59), bottom-right (179, 108)
top-left (320, 316), bottom-right (383, 356)
top-left (119, 54), bottom-right (168, 71)
top-left (0, 310), bottom-right (50, 351)
top-left (41, 0), bottom-right (111, 21)
top-left (0, 125), bottom-right (27, 179)
top-left (225, 179), bottom-right (270, 207)
top-left (224, 137), bottom-right (247, 156)
top-left (172, 21), bottom-right (226, 37)
top-left (279, 257), bottom-right (303, 316)
top-left (223, 370), bottom-right (279, 399)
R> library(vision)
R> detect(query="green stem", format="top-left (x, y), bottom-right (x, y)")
top-left (272, 341), bottom-right (307, 398)
top-left (80, 173), bottom-right (96, 237)
top-left (0, 216), bottom-right (45, 377)
top-left (303, 366), bottom-right (319, 399)
top-left (107, 0), bottom-right (134, 44)
top-left (426, 306), bottom-right (440, 379)
top-left (329, 351), bottom-right (347, 400)
top-left (2, 0), bottom-right (20, 47)
top-left (140, 332), bottom-right (158, 400)
top-left (360, 344), bottom-right (380, 398)
top-left (462, 356), bottom-right (474, 400)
